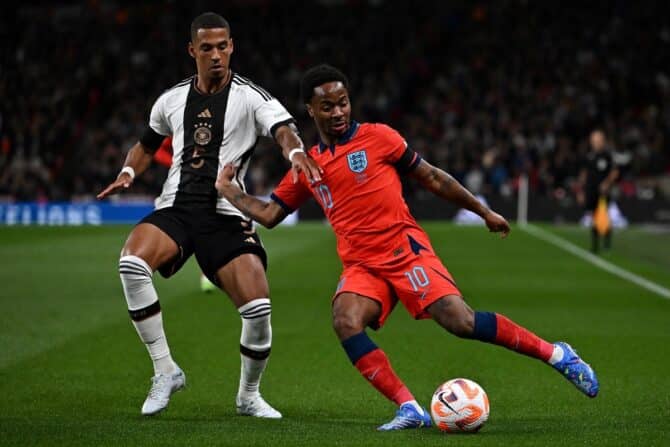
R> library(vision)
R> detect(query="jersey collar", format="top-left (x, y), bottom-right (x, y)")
top-left (318, 120), bottom-right (360, 154)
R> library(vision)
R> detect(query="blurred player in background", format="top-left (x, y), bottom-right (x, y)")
top-left (97, 12), bottom-right (321, 417)
top-left (578, 129), bottom-right (619, 253)
top-left (216, 64), bottom-right (599, 430)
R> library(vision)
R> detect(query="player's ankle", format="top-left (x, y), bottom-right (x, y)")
top-left (237, 390), bottom-right (260, 401)
top-left (548, 344), bottom-right (564, 365)
top-left (400, 400), bottom-right (425, 416)
top-left (153, 355), bottom-right (177, 375)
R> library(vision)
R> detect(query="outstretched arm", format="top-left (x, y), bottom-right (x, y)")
top-left (215, 165), bottom-right (288, 228)
top-left (408, 159), bottom-right (511, 237)
top-left (96, 142), bottom-right (155, 200)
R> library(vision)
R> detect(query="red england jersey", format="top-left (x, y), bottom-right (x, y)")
top-left (271, 121), bottom-right (425, 266)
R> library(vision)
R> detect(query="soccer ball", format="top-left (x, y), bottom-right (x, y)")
top-left (430, 378), bottom-right (489, 433)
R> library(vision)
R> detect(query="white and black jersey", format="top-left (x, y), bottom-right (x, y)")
top-left (146, 73), bottom-right (294, 217)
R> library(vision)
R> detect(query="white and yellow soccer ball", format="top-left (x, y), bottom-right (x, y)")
top-left (430, 378), bottom-right (490, 433)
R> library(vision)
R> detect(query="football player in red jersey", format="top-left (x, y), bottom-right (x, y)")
top-left (216, 64), bottom-right (599, 430)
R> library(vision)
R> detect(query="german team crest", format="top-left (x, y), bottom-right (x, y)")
top-left (347, 150), bottom-right (368, 173)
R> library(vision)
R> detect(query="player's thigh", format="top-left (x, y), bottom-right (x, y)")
top-left (215, 253), bottom-right (269, 307)
top-left (383, 253), bottom-right (462, 321)
top-left (124, 207), bottom-right (194, 276)
top-left (333, 265), bottom-right (395, 332)
top-left (121, 223), bottom-right (180, 271)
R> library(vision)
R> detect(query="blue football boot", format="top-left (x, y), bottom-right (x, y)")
top-left (551, 342), bottom-right (599, 398)
top-left (377, 403), bottom-right (432, 431)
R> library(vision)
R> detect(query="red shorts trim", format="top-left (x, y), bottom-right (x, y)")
top-left (334, 250), bottom-right (461, 329)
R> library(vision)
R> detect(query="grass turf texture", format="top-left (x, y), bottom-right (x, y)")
top-left (0, 223), bottom-right (668, 446)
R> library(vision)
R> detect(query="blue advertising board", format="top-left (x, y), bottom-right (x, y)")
top-left (0, 202), bottom-right (155, 226)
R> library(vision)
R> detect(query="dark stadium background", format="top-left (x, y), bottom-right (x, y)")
top-left (1, 3), bottom-right (670, 446)
top-left (1, 0), bottom-right (668, 222)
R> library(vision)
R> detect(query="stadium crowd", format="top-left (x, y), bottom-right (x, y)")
top-left (1, 0), bottom-right (668, 205)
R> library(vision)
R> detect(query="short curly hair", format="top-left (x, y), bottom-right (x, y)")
top-left (300, 64), bottom-right (350, 103)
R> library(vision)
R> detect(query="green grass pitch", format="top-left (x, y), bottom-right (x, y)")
top-left (1, 223), bottom-right (669, 446)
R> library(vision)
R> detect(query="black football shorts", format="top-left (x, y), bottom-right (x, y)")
top-left (138, 206), bottom-right (267, 284)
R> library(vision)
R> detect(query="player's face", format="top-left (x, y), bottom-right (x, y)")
top-left (590, 131), bottom-right (605, 152)
top-left (307, 81), bottom-right (351, 138)
top-left (189, 27), bottom-right (234, 79)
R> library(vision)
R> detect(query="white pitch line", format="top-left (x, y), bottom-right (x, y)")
top-left (521, 223), bottom-right (670, 300)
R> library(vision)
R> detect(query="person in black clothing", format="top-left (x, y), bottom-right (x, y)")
top-left (579, 129), bottom-right (619, 253)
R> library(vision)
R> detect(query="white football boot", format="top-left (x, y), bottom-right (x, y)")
top-left (236, 393), bottom-right (282, 419)
top-left (141, 366), bottom-right (186, 415)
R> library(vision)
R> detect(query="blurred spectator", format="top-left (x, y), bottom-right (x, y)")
top-left (1, 0), bottom-right (668, 204)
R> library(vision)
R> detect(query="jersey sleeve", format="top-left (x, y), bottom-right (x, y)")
top-left (148, 94), bottom-right (171, 136)
top-left (376, 124), bottom-right (422, 174)
top-left (140, 94), bottom-right (171, 152)
top-left (250, 88), bottom-right (295, 138)
top-left (270, 171), bottom-right (312, 214)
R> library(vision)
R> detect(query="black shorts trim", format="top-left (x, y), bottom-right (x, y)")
top-left (201, 245), bottom-right (268, 286)
top-left (221, 245), bottom-right (267, 271)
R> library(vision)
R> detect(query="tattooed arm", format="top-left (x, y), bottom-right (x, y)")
top-left (408, 160), bottom-right (511, 237)
top-left (215, 164), bottom-right (287, 229)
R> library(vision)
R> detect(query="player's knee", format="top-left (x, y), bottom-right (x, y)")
top-left (119, 254), bottom-right (152, 281)
top-left (119, 255), bottom-right (158, 310)
top-left (239, 298), bottom-right (272, 351)
top-left (216, 255), bottom-right (270, 304)
top-left (332, 311), bottom-right (366, 339)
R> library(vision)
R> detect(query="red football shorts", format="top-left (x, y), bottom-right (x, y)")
top-left (333, 249), bottom-right (461, 329)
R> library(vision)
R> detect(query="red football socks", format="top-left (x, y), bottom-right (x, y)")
top-left (354, 348), bottom-right (414, 405)
top-left (494, 313), bottom-right (554, 361)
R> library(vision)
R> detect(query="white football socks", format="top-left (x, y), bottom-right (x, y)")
top-left (133, 313), bottom-right (175, 375)
top-left (237, 298), bottom-right (272, 399)
top-left (119, 255), bottom-right (176, 375)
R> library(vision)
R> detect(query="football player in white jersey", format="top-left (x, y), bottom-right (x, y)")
top-left (97, 12), bottom-right (322, 417)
